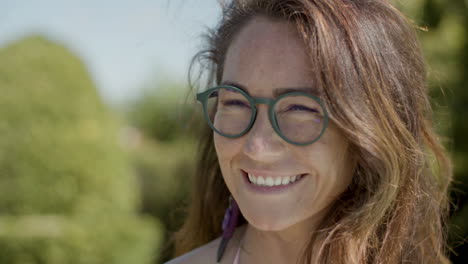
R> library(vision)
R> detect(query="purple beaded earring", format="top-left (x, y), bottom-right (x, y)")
top-left (217, 195), bottom-right (240, 263)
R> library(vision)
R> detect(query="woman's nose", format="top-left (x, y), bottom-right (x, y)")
top-left (242, 106), bottom-right (285, 161)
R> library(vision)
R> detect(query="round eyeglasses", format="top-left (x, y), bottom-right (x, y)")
top-left (196, 85), bottom-right (329, 146)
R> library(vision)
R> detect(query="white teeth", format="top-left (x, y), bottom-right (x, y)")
top-left (265, 177), bottom-right (274, 187)
top-left (257, 176), bottom-right (265, 185)
top-left (274, 177), bottom-right (282, 186)
top-left (251, 175), bottom-right (257, 184)
top-left (247, 172), bottom-right (303, 187)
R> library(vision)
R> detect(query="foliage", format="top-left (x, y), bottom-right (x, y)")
top-left (126, 82), bottom-right (203, 142)
top-left (0, 36), bottom-right (161, 264)
top-left (123, 83), bottom-right (204, 262)
top-left (394, 0), bottom-right (468, 262)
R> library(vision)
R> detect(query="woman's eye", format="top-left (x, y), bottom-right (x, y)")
top-left (287, 104), bottom-right (319, 113)
top-left (209, 91), bottom-right (219, 98)
top-left (221, 100), bottom-right (249, 108)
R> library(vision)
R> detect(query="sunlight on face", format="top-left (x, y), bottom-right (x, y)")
top-left (214, 16), bottom-right (355, 231)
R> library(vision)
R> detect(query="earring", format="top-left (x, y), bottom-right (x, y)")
top-left (217, 195), bottom-right (240, 263)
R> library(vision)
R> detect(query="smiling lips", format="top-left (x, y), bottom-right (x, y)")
top-left (244, 171), bottom-right (306, 187)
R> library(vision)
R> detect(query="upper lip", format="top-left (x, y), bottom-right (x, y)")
top-left (241, 168), bottom-right (306, 178)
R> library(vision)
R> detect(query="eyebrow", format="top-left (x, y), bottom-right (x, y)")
top-left (220, 81), bottom-right (322, 98)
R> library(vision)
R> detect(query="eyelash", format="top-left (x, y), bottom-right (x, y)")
top-left (221, 100), bottom-right (249, 107)
top-left (286, 104), bottom-right (318, 113)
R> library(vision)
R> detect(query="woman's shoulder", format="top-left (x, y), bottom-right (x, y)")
top-left (165, 224), bottom-right (247, 264)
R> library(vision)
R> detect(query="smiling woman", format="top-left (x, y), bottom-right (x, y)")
top-left (166, 0), bottom-right (453, 263)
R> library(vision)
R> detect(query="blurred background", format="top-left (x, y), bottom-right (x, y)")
top-left (0, 0), bottom-right (466, 263)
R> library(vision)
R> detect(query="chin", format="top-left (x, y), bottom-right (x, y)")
top-left (241, 209), bottom-right (299, 231)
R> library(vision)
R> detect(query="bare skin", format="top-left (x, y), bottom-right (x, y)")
top-left (165, 225), bottom-right (247, 264)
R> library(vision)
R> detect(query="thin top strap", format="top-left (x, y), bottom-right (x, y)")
top-left (233, 235), bottom-right (245, 264)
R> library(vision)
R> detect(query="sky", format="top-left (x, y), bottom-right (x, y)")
top-left (0, 0), bottom-right (221, 105)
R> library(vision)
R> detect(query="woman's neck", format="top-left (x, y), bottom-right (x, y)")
top-left (238, 216), bottom-right (323, 264)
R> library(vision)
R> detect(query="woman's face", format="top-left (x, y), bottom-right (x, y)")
top-left (215, 16), bottom-right (355, 231)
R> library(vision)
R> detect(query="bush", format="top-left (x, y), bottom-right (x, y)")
top-left (126, 82), bottom-right (203, 143)
top-left (123, 82), bottom-right (204, 262)
top-left (0, 35), bottom-right (161, 263)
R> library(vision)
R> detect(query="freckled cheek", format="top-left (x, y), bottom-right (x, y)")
top-left (297, 147), bottom-right (339, 196)
top-left (294, 147), bottom-right (324, 178)
top-left (306, 168), bottom-right (345, 212)
top-left (313, 160), bottom-right (353, 200)
top-left (214, 134), bottom-right (239, 161)
top-left (214, 134), bottom-right (244, 183)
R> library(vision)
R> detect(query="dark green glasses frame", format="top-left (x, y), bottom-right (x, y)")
top-left (196, 85), bottom-right (329, 146)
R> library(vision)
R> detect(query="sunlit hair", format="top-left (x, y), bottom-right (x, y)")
top-left (173, 0), bottom-right (453, 263)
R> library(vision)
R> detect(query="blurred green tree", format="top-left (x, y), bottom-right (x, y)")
top-left (126, 81), bottom-right (203, 142)
top-left (0, 35), bottom-right (161, 264)
top-left (395, 0), bottom-right (468, 262)
top-left (123, 82), bottom-right (203, 263)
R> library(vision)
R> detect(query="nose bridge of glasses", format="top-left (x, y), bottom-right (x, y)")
top-left (251, 97), bottom-right (274, 108)
top-left (251, 97), bottom-right (275, 123)
top-left (249, 97), bottom-right (277, 135)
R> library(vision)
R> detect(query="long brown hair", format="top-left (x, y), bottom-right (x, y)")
top-left (173, 0), bottom-right (453, 263)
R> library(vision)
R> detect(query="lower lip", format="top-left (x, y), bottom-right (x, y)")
top-left (241, 170), bottom-right (307, 194)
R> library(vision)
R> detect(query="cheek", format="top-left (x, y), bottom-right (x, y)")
top-left (214, 133), bottom-right (235, 161)
top-left (298, 139), bottom-right (353, 200)
top-left (214, 134), bottom-right (248, 197)
top-left (213, 134), bottom-right (243, 176)
top-left (320, 147), bottom-right (354, 196)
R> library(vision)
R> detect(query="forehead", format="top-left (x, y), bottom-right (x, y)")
top-left (222, 16), bottom-right (319, 98)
